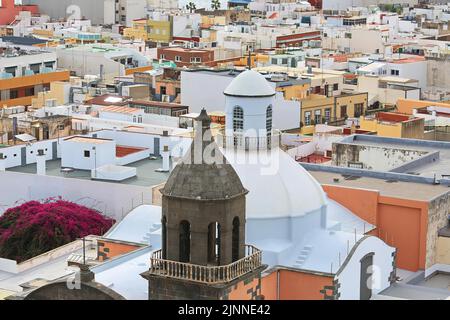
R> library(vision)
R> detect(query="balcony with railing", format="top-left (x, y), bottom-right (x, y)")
top-left (148, 245), bottom-right (262, 284)
top-left (215, 129), bottom-right (282, 151)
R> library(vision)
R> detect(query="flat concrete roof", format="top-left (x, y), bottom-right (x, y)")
top-left (379, 283), bottom-right (450, 300)
top-left (7, 158), bottom-right (170, 188)
top-left (347, 138), bottom-right (450, 179)
top-left (377, 271), bottom-right (450, 300)
top-left (310, 170), bottom-right (450, 201)
top-left (64, 136), bottom-right (113, 144)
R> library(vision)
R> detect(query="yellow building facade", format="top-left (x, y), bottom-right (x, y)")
top-left (201, 15), bottom-right (226, 27)
top-left (148, 18), bottom-right (173, 43)
top-left (277, 82), bottom-right (310, 101)
top-left (300, 92), bottom-right (368, 133)
top-left (124, 18), bottom-right (173, 43)
top-left (31, 81), bottom-right (70, 108)
top-left (359, 112), bottom-right (424, 139)
top-left (0, 70), bottom-right (70, 108)
top-left (124, 20), bottom-right (149, 41)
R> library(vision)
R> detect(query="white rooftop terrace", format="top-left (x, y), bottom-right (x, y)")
top-left (342, 135), bottom-right (450, 179)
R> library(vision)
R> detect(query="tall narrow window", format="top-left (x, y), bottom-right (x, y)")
top-left (232, 217), bottom-right (240, 262)
top-left (266, 105), bottom-right (273, 148)
top-left (304, 111), bottom-right (311, 126)
top-left (233, 106), bottom-right (244, 147)
top-left (266, 105), bottom-right (273, 133)
top-left (179, 220), bottom-right (191, 263)
top-left (325, 108), bottom-right (331, 123)
top-left (233, 106), bottom-right (244, 132)
top-left (208, 222), bottom-right (221, 265)
top-left (314, 109), bottom-right (322, 124)
top-left (162, 216), bottom-right (167, 259)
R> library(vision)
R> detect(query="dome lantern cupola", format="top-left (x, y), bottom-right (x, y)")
top-left (222, 70), bottom-right (278, 151)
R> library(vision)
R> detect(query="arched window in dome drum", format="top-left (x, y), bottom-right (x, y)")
top-left (233, 106), bottom-right (244, 132)
top-left (266, 105), bottom-right (273, 133)
top-left (179, 220), bottom-right (191, 263)
top-left (266, 105), bottom-right (273, 148)
top-left (232, 217), bottom-right (240, 262)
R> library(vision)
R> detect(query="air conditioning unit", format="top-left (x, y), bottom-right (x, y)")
top-left (88, 87), bottom-right (97, 96)
top-left (45, 99), bottom-right (57, 108)
top-left (161, 94), bottom-right (171, 103)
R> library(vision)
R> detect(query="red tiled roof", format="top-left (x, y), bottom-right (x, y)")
top-left (116, 145), bottom-right (148, 158)
top-left (100, 106), bottom-right (141, 114)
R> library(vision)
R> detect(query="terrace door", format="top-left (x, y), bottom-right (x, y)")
top-left (154, 137), bottom-right (160, 157)
top-left (21, 147), bottom-right (27, 166)
top-left (360, 253), bottom-right (374, 300)
top-left (52, 141), bottom-right (58, 160)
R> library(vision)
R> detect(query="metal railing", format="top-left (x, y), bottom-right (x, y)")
top-left (215, 130), bottom-right (282, 151)
top-left (148, 245), bottom-right (262, 284)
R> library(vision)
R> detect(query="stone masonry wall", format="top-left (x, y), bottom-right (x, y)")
top-left (426, 191), bottom-right (450, 269)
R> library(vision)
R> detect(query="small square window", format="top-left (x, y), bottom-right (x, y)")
top-left (84, 150), bottom-right (90, 158)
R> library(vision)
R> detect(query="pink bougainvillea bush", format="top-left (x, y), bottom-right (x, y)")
top-left (0, 199), bottom-right (115, 263)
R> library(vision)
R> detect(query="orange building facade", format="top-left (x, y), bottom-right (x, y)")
top-left (0, 70), bottom-right (70, 108)
top-left (226, 180), bottom-right (449, 300)
top-left (397, 98), bottom-right (450, 115)
top-left (260, 269), bottom-right (335, 300)
top-left (323, 185), bottom-right (430, 271)
top-left (97, 238), bottom-right (145, 262)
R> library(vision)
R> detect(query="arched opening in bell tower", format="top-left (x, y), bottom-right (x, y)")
top-left (232, 217), bottom-right (240, 262)
top-left (179, 220), bottom-right (191, 263)
top-left (162, 216), bottom-right (167, 259)
top-left (207, 222), bottom-right (221, 265)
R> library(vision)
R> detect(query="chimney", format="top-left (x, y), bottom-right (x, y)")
top-left (36, 149), bottom-right (46, 175)
top-left (162, 145), bottom-right (170, 172)
top-left (159, 130), bottom-right (169, 157)
top-left (0, 153), bottom-right (5, 172)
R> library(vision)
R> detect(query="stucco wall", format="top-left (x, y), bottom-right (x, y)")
top-left (332, 143), bottom-right (427, 171)
top-left (426, 193), bottom-right (450, 268)
top-left (0, 171), bottom-right (153, 220)
top-left (336, 236), bottom-right (395, 300)
top-left (323, 184), bottom-right (430, 271)
top-left (260, 269), bottom-right (334, 300)
top-left (377, 201), bottom-right (425, 271)
top-left (436, 236), bottom-right (450, 265)
top-left (323, 185), bottom-right (379, 226)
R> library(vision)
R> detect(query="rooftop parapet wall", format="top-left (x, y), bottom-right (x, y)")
top-left (390, 151), bottom-right (440, 174)
top-left (302, 163), bottom-right (438, 185)
top-left (340, 134), bottom-right (450, 149)
top-left (332, 142), bottom-right (428, 172)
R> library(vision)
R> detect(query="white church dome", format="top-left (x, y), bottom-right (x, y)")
top-left (224, 69), bottom-right (276, 98)
top-left (223, 149), bottom-right (328, 219)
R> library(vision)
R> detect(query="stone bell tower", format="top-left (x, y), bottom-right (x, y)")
top-left (142, 109), bottom-right (265, 300)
